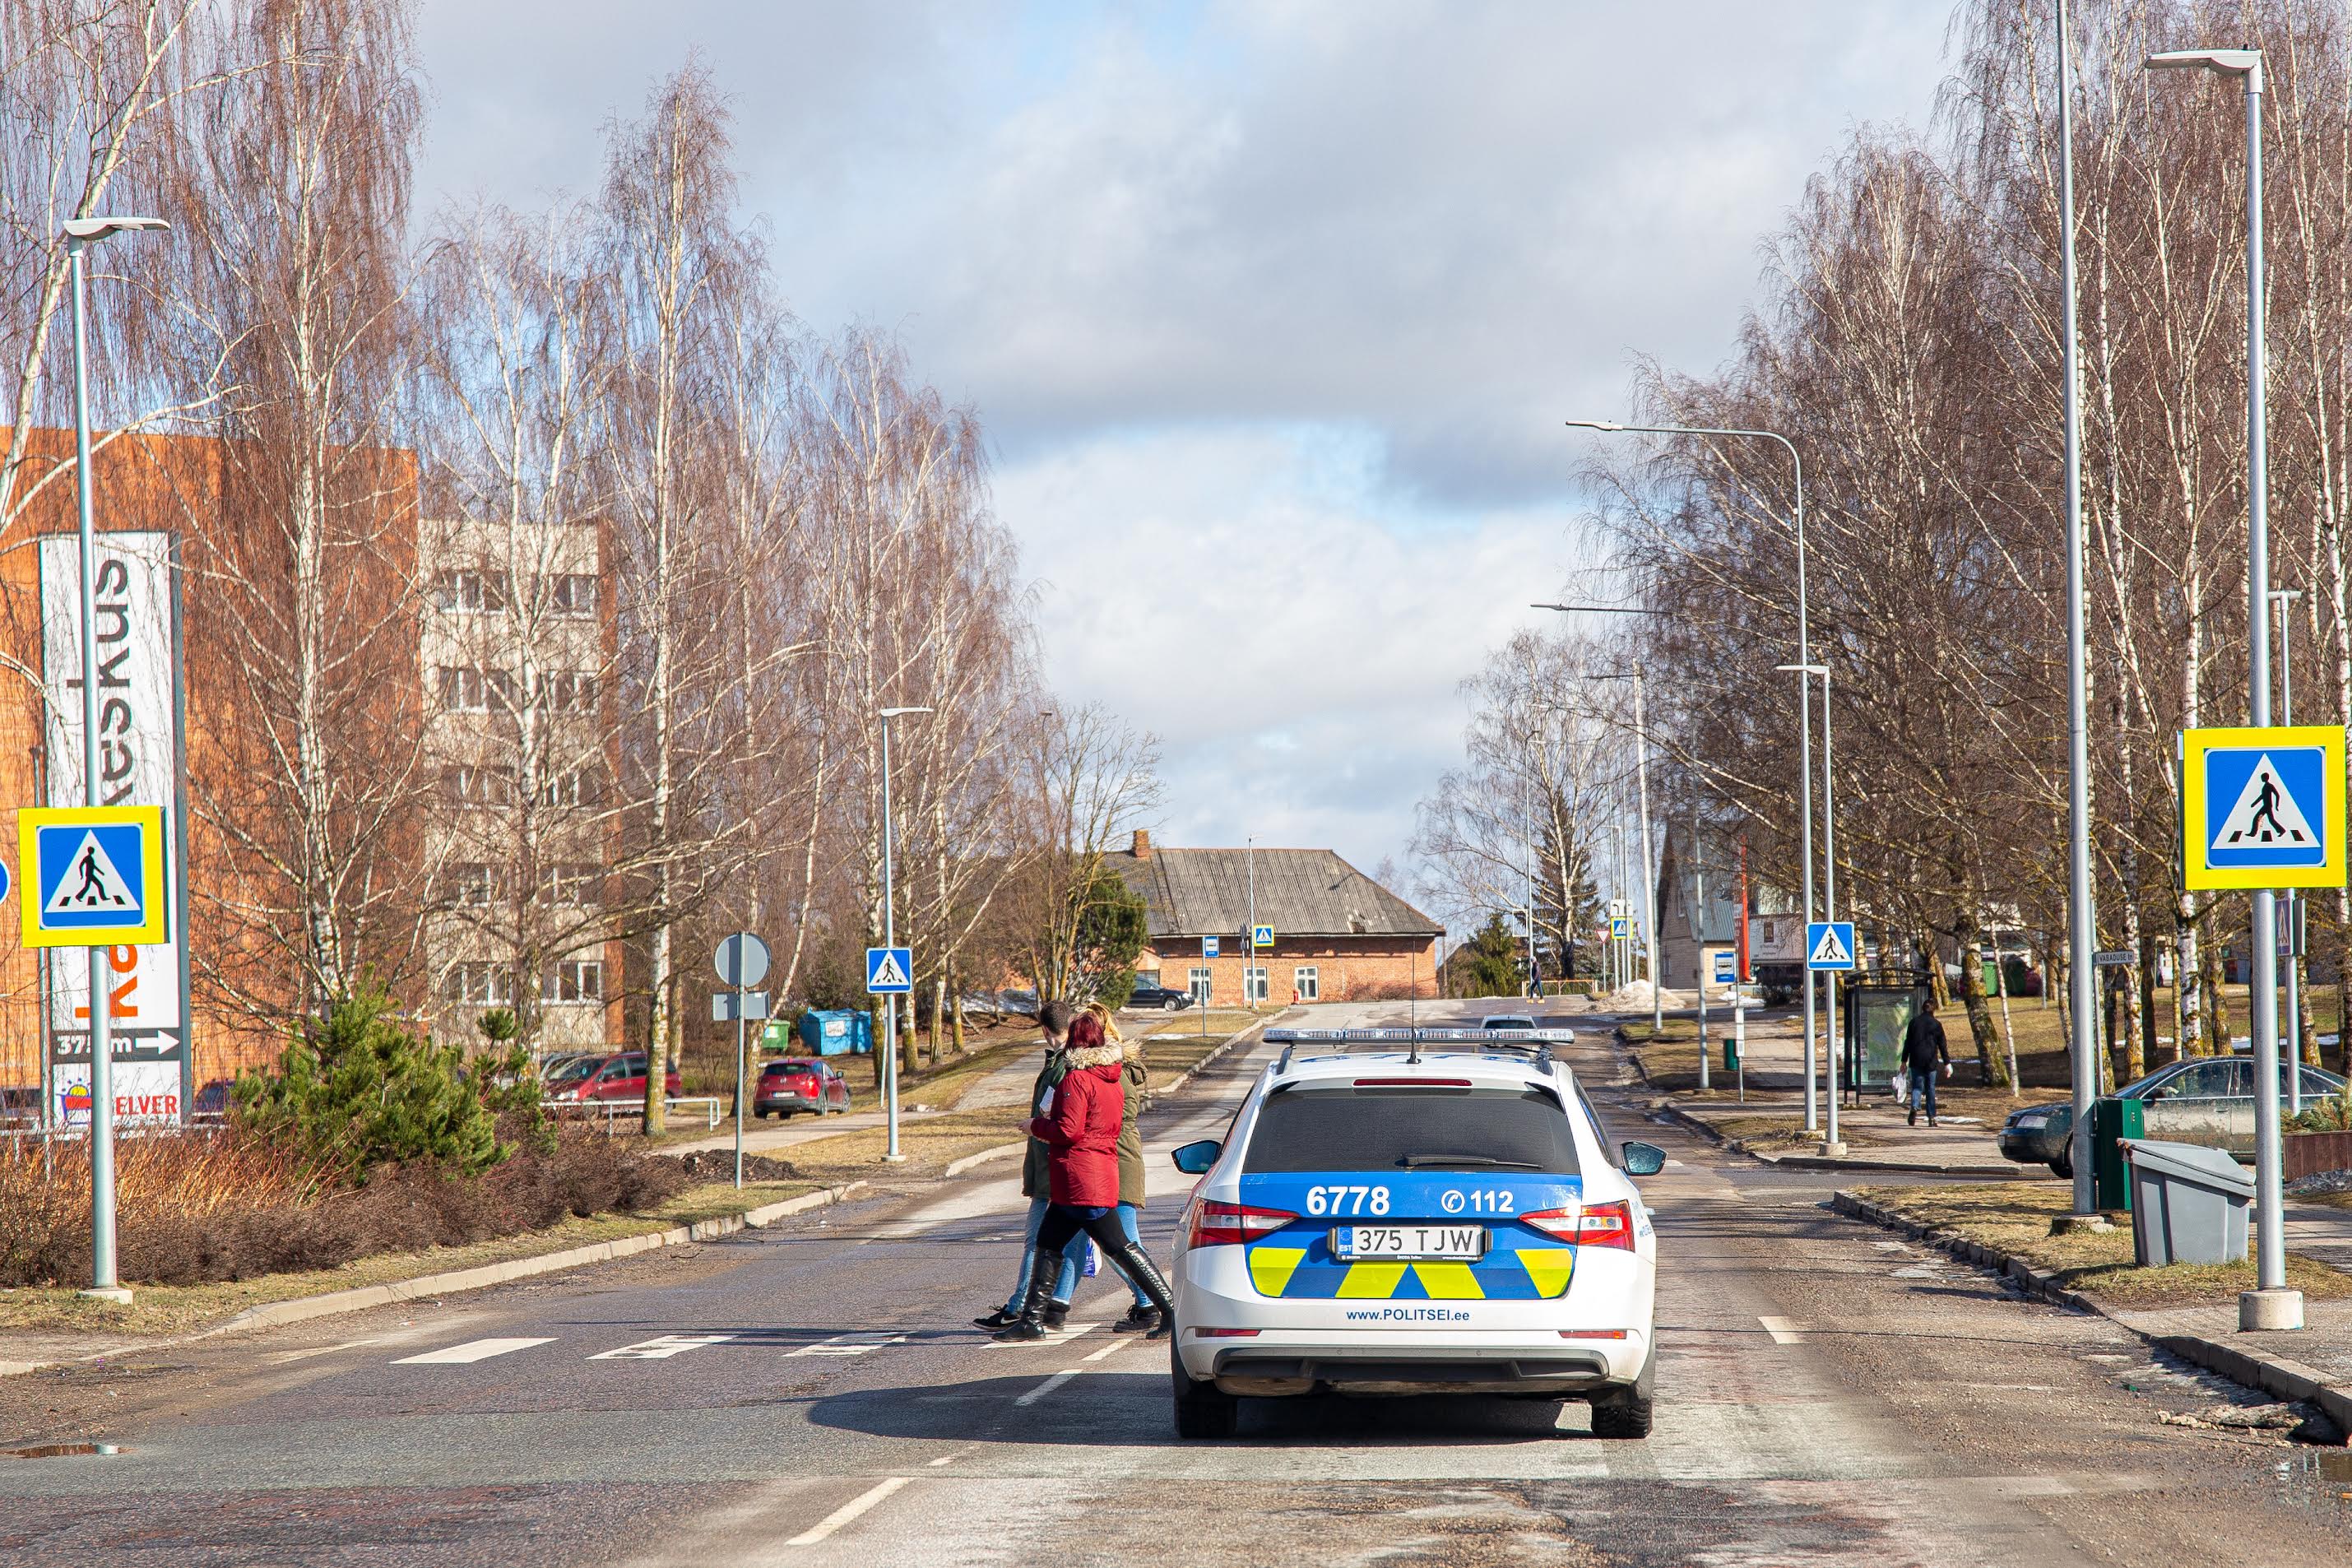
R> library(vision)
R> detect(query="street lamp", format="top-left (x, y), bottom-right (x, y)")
top-left (63, 213), bottom-right (168, 1304)
top-left (876, 703), bottom-right (932, 1163)
top-left (2145, 44), bottom-right (2299, 1334)
top-left (1594, 668), bottom-right (1661, 1037)
top-left (1566, 419), bottom-right (1823, 1130)
top-left (2271, 587), bottom-right (2305, 1116)
top-left (1779, 663), bottom-right (1841, 1154)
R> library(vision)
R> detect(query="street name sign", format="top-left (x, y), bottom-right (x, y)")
top-left (1806, 921), bottom-right (1856, 972)
top-left (19, 805), bottom-right (167, 947)
top-left (2181, 725), bottom-right (2346, 890)
top-left (865, 945), bottom-right (913, 994)
top-left (2094, 949), bottom-right (2133, 967)
top-left (1251, 924), bottom-right (1274, 949)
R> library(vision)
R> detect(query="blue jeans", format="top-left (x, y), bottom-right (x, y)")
top-left (1908, 1069), bottom-right (1939, 1120)
top-left (1004, 1197), bottom-right (1083, 1312)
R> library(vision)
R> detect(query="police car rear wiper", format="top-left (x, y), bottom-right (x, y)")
top-left (1394, 1153), bottom-right (1542, 1170)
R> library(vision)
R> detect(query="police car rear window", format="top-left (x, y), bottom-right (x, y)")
top-left (1241, 1086), bottom-right (1580, 1176)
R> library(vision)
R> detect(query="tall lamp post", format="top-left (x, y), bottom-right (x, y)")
top-left (2144, 45), bottom-right (2299, 1333)
top-left (1592, 667), bottom-right (1661, 1037)
top-left (63, 214), bottom-right (169, 1303)
top-left (1779, 662), bottom-right (1840, 1154)
top-left (876, 704), bottom-right (932, 1163)
top-left (1566, 420), bottom-right (1820, 1128)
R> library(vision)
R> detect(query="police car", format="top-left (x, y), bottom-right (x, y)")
top-left (1166, 1028), bottom-right (1662, 1440)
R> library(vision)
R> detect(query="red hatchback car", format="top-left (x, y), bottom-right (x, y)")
top-left (549, 1051), bottom-right (683, 1106)
top-left (752, 1057), bottom-right (851, 1119)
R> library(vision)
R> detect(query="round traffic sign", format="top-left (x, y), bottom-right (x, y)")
top-left (715, 931), bottom-right (770, 990)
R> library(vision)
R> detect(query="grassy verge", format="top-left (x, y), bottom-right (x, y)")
top-left (1692, 1112), bottom-right (1886, 1152)
top-left (0, 1178), bottom-right (819, 1342)
top-left (1852, 1181), bottom-right (2352, 1308)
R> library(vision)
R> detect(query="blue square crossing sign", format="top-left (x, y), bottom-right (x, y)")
top-left (865, 946), bottom-right (913, 994)
top-left (18, 805), bottom-right (168, 948)
top-left (1806, 921), bottom-right (1856, 972)
top-left (2183, 725), bottom-right (2348, 890)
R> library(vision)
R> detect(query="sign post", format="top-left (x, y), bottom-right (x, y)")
top-left (2182, 722), bottom-right (2348, 1330)
top-left (1251, 923), bottom-right (1273, 1009)
top-left (715, 933), bottom-right (771, 1190)
top-left (865, 944), bottom-right (914, 1157)
top-left (1200, 935), bottom-right (1218, 1035)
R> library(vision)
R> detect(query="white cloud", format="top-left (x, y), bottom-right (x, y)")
top-left (414, 0), bottom-right (1953, 880)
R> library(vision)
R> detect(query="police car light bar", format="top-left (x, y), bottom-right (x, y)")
top-left (1264, 1028), bottom-right (1577, 1046)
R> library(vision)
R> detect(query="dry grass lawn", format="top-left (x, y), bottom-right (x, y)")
top-left (0, 1178), bottom-right (819, 1340)
top-left (1852, 1181), bottom-right (2352, 1307)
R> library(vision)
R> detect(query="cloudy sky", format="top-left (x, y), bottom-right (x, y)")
top-left (415, 0), bottom-right (1949, 888)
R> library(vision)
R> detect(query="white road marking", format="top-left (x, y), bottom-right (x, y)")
top-left (590, 1333), bottom-right (738, 1361)
top-left (269, 1338), bottom-right (381, 1366)
top-left (1758, 1315), bottom-right (1805, 1344)
top-left (980, 1320), bottom-right (1100, 1349)
top-left (1014, 1368), bottom-right (1083, 1406)
top-left (1081, 1338), bottom-right (1130, 1362)
top-left (785, 1476), bottom-right (910, 1547)
top-left (925, 1456), bottom-right (955, 1467)
top-left (393, 1337), bottom-right (556, 1365)
top-left (785, 1333), bottom-right (907, 1358)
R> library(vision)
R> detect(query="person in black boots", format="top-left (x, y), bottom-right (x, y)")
top-left (1901, 996), bottom-right (1951, 1127)
top-left (992, 1010), bottom-right (1176, 1342)
top-left (973, 1001), bottom-right (1082, 1331)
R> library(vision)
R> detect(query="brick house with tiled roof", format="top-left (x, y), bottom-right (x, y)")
top-left (1111, 832), bottom-right (1440, 1004)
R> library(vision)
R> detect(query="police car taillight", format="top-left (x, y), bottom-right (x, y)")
top-left (1524, 1202), bottom-right (1634, 1250)
top-left (1190, 1199), bottom-right (1296, 1247)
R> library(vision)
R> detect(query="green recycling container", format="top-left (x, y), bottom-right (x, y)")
top-left (2090, 1096), bottom-right (2146, 1212)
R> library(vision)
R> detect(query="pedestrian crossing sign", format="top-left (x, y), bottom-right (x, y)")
top-left (865, 945), bottom-right (913, 994)
top-left (1806, 921), bottom-right (1856, 971)
top-left (1609, 916), bottom-right (1631, 940)
top-left (18, 805), bottom-right (168, 947)
top-left (1252, 924), bottom-right (1274, 949)
top-left (2182, 725), bottom-right (2347, 890)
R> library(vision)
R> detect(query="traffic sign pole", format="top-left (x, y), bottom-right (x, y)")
top-left (67, 244), bottom-right (123, 1303)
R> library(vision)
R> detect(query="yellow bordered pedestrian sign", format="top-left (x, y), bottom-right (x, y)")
top-left (18, 805), bottom-right (169, 947)
top-left (2181, 726), bottom-right (2347, 891)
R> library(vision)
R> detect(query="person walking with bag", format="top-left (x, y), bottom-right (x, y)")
top-left (1901, 996), bottom-right (1951, 1127)
top-left (973, 1000), bottom-right (1084, 1332)
top-left (993, 1010), bottom-right (1176, 1342)
top-left (1088, 1002), bottom-right (1160, 1334)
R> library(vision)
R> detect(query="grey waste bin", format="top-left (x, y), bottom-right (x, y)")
top-left (2121, 1138), bottom-right (2253, 1267)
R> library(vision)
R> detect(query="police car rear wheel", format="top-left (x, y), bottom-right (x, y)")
top-left (1589, 1389), bottom-right (1653, 1439)
top-left (1171, 1343), bottom-right (1238, 1439)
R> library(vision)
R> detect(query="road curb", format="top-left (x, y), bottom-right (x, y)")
top-left (943, 1144), bottom-right (1023, 1178)
top-left (0, 1180), bottom-right (870, 1379)
top-left (1830, 1189), bottom-right (2352, 1441)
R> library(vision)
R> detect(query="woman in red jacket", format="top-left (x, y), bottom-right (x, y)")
top-left (992, 1012), bottom-right (1176, 1341)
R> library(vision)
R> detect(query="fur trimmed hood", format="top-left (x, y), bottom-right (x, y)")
top-left (1064, 1041), bottom-right (1125, 1072)
top-left (1123, 1041), bottom-right (1146, 1066)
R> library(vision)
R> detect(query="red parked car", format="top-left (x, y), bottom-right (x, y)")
top-left (549, 1051), bottom-right (682, 1106)
top-left (752, 1057), bottom-right (851, 1119)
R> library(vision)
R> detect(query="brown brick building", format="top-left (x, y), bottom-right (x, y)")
top-left (1113, 832), bottom-right (1440, 1005)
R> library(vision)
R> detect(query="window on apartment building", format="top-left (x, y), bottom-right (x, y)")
top-left (438, 666), bottom-right (516, 713)
top-left (540, 768), bottom-right (605, 808)
top-left (1292, 966), bottom-right (1320, 1002)
top-left (545, 573), bottom-right (598, 617)
top-left (1188, 967), bottom-right (1212, 1005)
top-left (545, 958), bottom-right (605, 1004)
top-left (433, 568), bottom-right (508, 614)
top-left (443, 962), bottom-right (514, 1005)
top-left (1246, 965), bottom-right (1268, 1003)
top-left (444, 862), bottom-right (509, 907)
top-left (538, 671), bottom-right (600, 714)
top-left (441, 764), bottom-right (515, 805)
top-left (543, 863), bottom-right (601, 906)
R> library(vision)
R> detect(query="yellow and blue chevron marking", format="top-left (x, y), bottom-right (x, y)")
top-left (1236, 1172), bottom-right (1580, 1300)
top-left (1243, 1238), bottom-right (1572, 1300)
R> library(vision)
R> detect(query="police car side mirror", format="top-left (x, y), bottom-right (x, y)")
top-left (1621, 1141), bottom-right (1666, 1177)
top-left (1171, 1139), bottom-right (1220, 1176)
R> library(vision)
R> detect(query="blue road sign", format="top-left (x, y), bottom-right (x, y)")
top-left (1609, 915), bottom-right (1631, 940)
top-left (1806, 921), bottom-right (1857, 971)
top-left (2204, 744), bottom-right (2326, 870)
top-left (865, 946), bottom-right (913, 994)
top-left (1202, 935), bottom-right (1220, 958)
top-left (1713, 949), bottom-right (1737, 986)
top-left (20, 805), bottom-right (167, 948)
top-left (1251, 924), bottom-right (1274, 949)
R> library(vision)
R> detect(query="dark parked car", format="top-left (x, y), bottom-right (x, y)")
top-left (547, 1051), bottom-right (683, 1106)
top-left (753, 1057), bottom-right (851, 1118)
top-left (1125, 981), bottom-right (1195, 1012)
top-left (1999, 1055), bottom-right (2348, 1176)
top-left (191, 1079), bottom-right (234, 1118)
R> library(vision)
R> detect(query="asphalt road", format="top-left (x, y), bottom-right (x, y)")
top-left (0, 1004), bottom-right (2348, 1566)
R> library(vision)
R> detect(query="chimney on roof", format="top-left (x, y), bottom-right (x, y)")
top-left (1132, 828), bottom-right (1152, 860)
